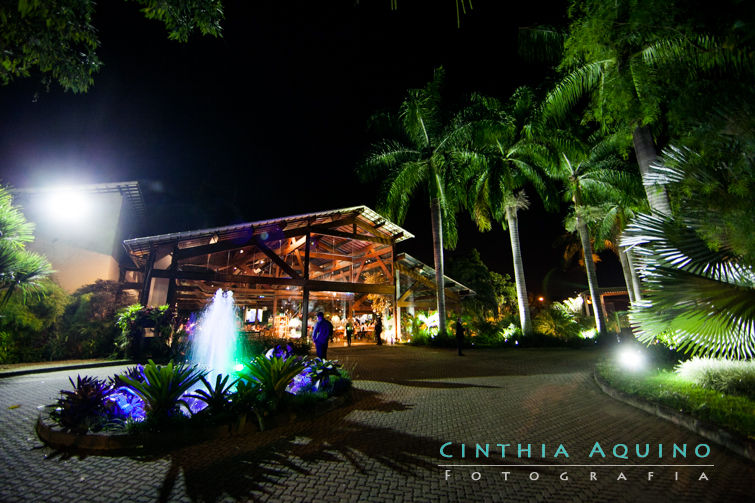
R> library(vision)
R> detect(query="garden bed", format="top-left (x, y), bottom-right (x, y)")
top-left (594, 361), bottom-right (755, 461)
top-left (36, 392), bottom-right (351, 453)
top-left (35, 345), bottom-right (353, 454)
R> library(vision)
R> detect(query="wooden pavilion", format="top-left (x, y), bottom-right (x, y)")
top-left (122, 206), bottom-right (473, 340)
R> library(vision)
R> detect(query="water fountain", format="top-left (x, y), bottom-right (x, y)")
top-left (186, 289), bottom-right (246, 377)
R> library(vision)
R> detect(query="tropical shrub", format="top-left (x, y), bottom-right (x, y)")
top-left (236, 352), bottom-right (305, 407)
top-left (245, 335), bottom-right (311, 357)
top-left (51, 375), bottom-right (116, 433)
top-left (675, 358), bottom-right (755, 400)
top-left (188, 373), bottom-right (237, 416)
top-left (56, 280), bottom-right (135, 359)
top-left (533, 302), bottom-right (582, 340)
top-left (0, 281), bottom-right (68, 363)
top-left (289, 358), bottom-right (351, 396)
top-left (115, 304), bottom-right (176, 359)
top-left (119, 360), bottom-right (205, 421)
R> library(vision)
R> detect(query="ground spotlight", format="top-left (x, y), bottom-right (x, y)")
top-left (618, 346), bottom-right (646, 371)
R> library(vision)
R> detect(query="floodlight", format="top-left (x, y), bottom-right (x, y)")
top-left (618, 347), bottom-right (645, 371)
top-left (44, 188), bottom-right (90, 223)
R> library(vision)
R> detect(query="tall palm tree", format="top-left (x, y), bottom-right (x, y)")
top-left (533, 1), bottom-right (754, 217)
top-left (361, 68), bottom-right (471, 336)
top-left (463, 89), bottom-right (553, 335)
top-left (547, 131), bottom-right (634, 335)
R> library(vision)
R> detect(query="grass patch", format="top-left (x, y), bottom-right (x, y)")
top-left (596, 360), bottom-right (755, 439)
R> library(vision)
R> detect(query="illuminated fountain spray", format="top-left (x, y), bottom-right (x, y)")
top-left (186, 289), bottom-right (245, 377)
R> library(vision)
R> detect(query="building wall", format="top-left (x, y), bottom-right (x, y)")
top-left (18, 190), bottom-right (126, 293)
top-left (30, 240), bottom-right (121, 293)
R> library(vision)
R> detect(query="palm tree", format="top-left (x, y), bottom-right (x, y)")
top-left (547, 131), bottom-right (634, 335)
top-left (533, 1), bottom-right (754, 217)
top-left (361, 68), bottom-right (471, 336)
top-left (622, 107), bottom-right (755, 358)
top-left (463, 89), bottom-right (553, 335)
top-left (0, 186), bottom-right (54, 306)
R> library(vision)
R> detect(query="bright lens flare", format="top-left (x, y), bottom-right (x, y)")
top-left (618, 347), bottom-right (646, 371)
top-left (45, 189), bottom-right (90, 222)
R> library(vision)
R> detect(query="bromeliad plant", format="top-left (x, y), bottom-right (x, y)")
top-left (119, 360), bottom-right (206, 420)
top-left (51, 375), bottom-right (116, 433)
top-left (292, 358), bottom-right (352, 396)
top-left (188, 374), bottom-right (237, 415)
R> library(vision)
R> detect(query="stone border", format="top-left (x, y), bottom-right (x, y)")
top-left (1, 360), bottom-right (132, 378)
top-left (36, 393), bottom-right (351, 453)
top-left (593, 368), bottom-right (755, 462)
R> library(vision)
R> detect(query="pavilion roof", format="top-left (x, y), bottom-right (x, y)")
top-left (123, 205), bottom-right (413, 265)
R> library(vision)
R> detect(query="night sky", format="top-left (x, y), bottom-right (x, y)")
top-left (0, 1), bottom-right (624, 299)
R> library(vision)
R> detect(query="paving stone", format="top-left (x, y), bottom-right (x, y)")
top-left (0, 346), bottom-right (752, 502)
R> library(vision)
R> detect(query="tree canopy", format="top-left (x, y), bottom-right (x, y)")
top-left (0, 0), bottom-right (224, 92)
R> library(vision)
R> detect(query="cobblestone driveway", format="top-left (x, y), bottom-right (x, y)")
top-left (1, 345), bottom-right (752, 502)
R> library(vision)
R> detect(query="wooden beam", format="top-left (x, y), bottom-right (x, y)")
top-left (174, 233), bottom-right (253, 260)
top-left (283, 224), bottom-right (391, 244)
top-left (252, 236), bottom-right (301, 279)
top-left (396, 263), bottom-right (460, 300)
top-left (150, 269), bottom-right (394, 295)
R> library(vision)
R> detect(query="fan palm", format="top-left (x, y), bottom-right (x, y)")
top-left (623, 212), bottom-right (755, 359)
top-left (622, 111), bottom-right (755, 358)
top-left (0, 186), bottom-right (53, 306)
top-left (463, 89), bottom-right (553, 335)
top-left (361, 67), bottom-right (472, 336)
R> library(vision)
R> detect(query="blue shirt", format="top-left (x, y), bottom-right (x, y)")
top-left (312, 319), bottom-right (333, 344)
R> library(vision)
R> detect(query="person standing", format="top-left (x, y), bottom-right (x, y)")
top-left (374, 315), bottom-right (383, 345)
top-left (456, 316), bottom-right (465, 356)
top-left (345, 319), bottom-right (354, 347)
top-left (312, 312), bottom-right (333, 359)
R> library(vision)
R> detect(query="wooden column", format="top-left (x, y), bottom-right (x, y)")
top-left (301, 231), bottom-right (311, 340)
top-left (392, 242), bottom-right (400, 342)
top-left (166, 246), bottom-right (178, 308)
top-left (301, 288), bottom-right (310, 340)
top-left (139, 248), bottom-right (156, 306)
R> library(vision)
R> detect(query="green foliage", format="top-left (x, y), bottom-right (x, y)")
top-left (0, 280), bottom-right (68, 363)
top-left (446, 249), bottom-right (517, 319)
top-left (360, 67), bottom-right (474, 250)
top-left (115, 304), bottom-right (175, 359)
top-left (54, 281), bottom-right (135, 360)
top-left (624, 212), bottom-right (755, 359)
top-left (0, 186), bottom-right (53, 304)
top-left (675, 358), bottom-right (755, 400)
top-left (189, 373), bottom-right (237, 415)
top-left (596, 360), bottom-right (755, 438)
top-left (50, 375), bottom-right (115, 433)
top-left (119, 360), bottom-right (205, 420)
top-left (245, 335), bottom-right (311, 357)
top-left (305, 359), bottom-right (351, 396)
top-left (237, 354), bottom-right (305, 406)
top-left (533, 302), bottom-right (583, 340)
top-left (662, 104), bottom-right (755, 264)
top-left (0, 0), bottom-right (223, 92)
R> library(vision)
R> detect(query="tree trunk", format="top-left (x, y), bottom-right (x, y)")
top-left (617, 246), bottom-right (636, 304)
top-left (505, 206), bottom-right (533, 335)
top-left (625, 248), bottom-right (643, 301)
top-left (633, 125), bottom-right (671, 216)
top-left (429, 198), bottom-right (447, 336)
top-left (575, 208), bottom-right (608, 335)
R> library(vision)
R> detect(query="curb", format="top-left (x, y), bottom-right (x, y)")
top-left (0, 360), bottom-right (132, 378)
top-left (593, 368), bottom-right (755, 462)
